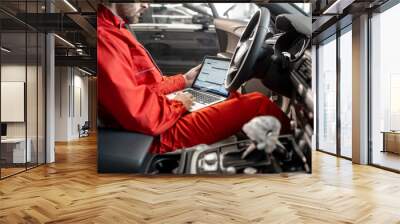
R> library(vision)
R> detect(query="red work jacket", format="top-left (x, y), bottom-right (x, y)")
top-left (97, 5), bottom-right (187, 135)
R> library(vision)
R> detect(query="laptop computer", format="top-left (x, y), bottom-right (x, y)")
top-left (167, 56), bottom-right (231, 112)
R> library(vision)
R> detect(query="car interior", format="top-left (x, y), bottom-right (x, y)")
top-left (97, 3), bottom-right (313, 174)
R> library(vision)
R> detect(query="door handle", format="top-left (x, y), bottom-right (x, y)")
top-left (151, 33), bottom-right (165, 40)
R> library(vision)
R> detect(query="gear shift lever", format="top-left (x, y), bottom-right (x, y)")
top-left (241, 116), bottom-right (283, 159)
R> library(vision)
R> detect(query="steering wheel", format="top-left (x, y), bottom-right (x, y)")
top-left (225, 7), bottom-right (271, 91)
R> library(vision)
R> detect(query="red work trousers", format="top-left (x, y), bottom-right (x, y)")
top-left (151, 92), bottom-right (291, 154)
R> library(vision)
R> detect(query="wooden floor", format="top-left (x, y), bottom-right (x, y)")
top-left (1, 135), bottom-right (400, 224)
top-left (1, 167), bottom-right (26, 178)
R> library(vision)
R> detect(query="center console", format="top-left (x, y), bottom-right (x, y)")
top-left (144, 135), bottom-right (310, 175)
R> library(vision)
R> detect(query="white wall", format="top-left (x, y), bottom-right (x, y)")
top-left (55, 66), bottom-right (70, 141)
top-left (1, 65), bottom-right (25, 131)
top-left (1, 65), bottom-right (26, 141)
top-left (71, 73), bottom-right (89, 138)
top-left (1, 65), bottom-right (40, 138)
top-left (55, 67), bottom-right (89, 141)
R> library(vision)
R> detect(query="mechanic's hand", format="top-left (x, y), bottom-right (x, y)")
top-left (183, 64), bottom-right (201, 87)
top-left (173, 92), bottom-right (194, 111)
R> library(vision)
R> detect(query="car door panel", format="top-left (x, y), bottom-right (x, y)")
top-left (134, 28), bottom-right (218, 75)
top-left (214, 18), bottom-right (246, 55)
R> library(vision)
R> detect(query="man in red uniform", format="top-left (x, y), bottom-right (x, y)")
top-left (98, 3), bottom-right (291, 154)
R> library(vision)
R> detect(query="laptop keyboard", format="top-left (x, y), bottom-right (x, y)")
top-left (184, 89), bottom-right (221, 104)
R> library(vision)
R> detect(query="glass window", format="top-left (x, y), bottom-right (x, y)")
top-left (317, 36), bottom-right (337, 154)
top-left (1, 15), bottom-right (28, 177)
top-left (132, 3), bottom-right (219, 75)
top-left (339, 27), bottom-right (352, 158)
top-left (371, 3), bottom-right (400, 171)
top-left (213, 3), bottom-right (258, 21)
top-left (138, 3), bottom-right (211, 25)
top-left (0, 0), bottom-right (46, 179)
top-left (294, 3), bottom-right (311, 15)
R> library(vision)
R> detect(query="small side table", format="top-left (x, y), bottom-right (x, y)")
top-left (1, 138), bottom-right (32, 166)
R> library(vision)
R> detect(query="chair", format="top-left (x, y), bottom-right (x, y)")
top-left (78, 121), bottom-right (90, 138)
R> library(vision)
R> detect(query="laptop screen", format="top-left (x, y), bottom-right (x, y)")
top-left (192, 57), bottom-right (230, 97)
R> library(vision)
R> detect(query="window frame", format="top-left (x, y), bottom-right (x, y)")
top-left (315, 23), bottom-right (353, 161)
